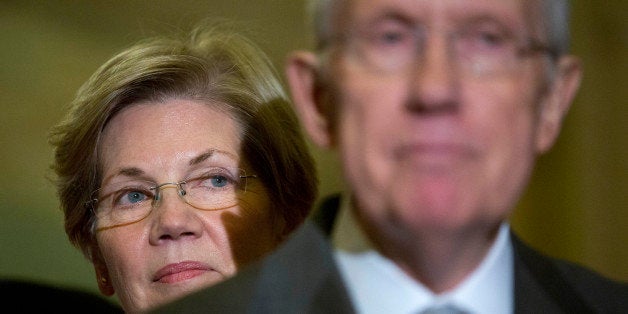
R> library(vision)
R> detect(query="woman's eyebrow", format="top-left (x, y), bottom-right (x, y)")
top-left (117, 167), bottom-right (144, 177)
top-left (189, 149), bottom-right (238, 166)
top-left (100, 167), bottom-right (146, 186)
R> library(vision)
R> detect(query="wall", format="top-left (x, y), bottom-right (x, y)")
top-left (0, 0), bottom-right (625, 299)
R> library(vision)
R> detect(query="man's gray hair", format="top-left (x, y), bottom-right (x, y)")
top-left (307, 0), bottom-right (572, 55)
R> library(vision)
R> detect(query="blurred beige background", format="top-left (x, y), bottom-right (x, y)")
top-left (1, 0), bottom-right (626, 298)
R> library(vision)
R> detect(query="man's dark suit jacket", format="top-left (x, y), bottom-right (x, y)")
top-left (154, 194), bottom-right (628, 313)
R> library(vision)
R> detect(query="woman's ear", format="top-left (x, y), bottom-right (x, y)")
top-left (92, 249), bottom-right (115, 296)
top-left (536, 55), bottom-right (582, 153)
top-left (285, 51), bottom-right (334, 149)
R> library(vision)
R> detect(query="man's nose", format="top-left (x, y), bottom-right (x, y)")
top-left (406, 34), bottom-right (459, 112)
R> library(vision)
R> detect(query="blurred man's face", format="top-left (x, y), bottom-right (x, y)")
top-left (318, 0), bottom-right (573, 239)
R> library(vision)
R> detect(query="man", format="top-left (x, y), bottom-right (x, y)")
top-left (154, 0), bottom-right (628, 313)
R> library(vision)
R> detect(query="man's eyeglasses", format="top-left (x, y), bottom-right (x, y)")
top-left (85, 167), bottom-right (257, 231)
top-left (328, 24), bottom-right (557, 77)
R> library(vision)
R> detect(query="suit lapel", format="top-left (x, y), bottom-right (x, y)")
top-left (512, 232), bottom-right (594, 313)
top-left (249, 220), bottom-right (355, 313)
top-left (311, 193), bottom-right (343, 236)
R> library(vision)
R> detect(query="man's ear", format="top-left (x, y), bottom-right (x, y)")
top-left (536, 55), bottom-right (582, 153)
top-left (285, 51), bottom-right (334, 149)
top-left (92, 249), bottom-right (115, 296)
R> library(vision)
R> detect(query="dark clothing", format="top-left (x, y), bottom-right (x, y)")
top-left (153, 219), bottom-right (354, 313)
top-left (153, 194), bottom-right (628, 313)
top-left (1, 278), bottom-right (122, 313)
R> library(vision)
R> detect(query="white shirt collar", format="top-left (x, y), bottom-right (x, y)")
top-left (332, 196), bottom-right (513, 314)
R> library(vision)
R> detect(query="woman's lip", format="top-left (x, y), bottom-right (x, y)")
top-left (153, 261), bottom-right (213, 283)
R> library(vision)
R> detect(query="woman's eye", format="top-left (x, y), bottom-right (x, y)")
top-left (125, 191), bottom-right (148, 203)
top-left (209, 175), bottom-right (230, 188)
top-left (192, 172), bottom-right (236, 190)
top-left (113, 189), bottom-right (150, 207)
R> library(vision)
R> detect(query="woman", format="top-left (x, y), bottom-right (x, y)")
top-left (48, 23), bottom-right (317, 313)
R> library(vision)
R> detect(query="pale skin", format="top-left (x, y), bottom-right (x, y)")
top-left (287, 0), bottom-right (581, 293)
top-left (92, 99), bottom-right (280, 313)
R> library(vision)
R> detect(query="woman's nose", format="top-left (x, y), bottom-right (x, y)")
top-left (148, 186), bottom-right (203, 244)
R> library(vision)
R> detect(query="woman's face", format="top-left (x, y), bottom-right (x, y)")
top-left (94, 99), bottom-right (280, 313)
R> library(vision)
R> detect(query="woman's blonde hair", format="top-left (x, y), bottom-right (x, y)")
top-left (49, 21), bottom-right (318, 260)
